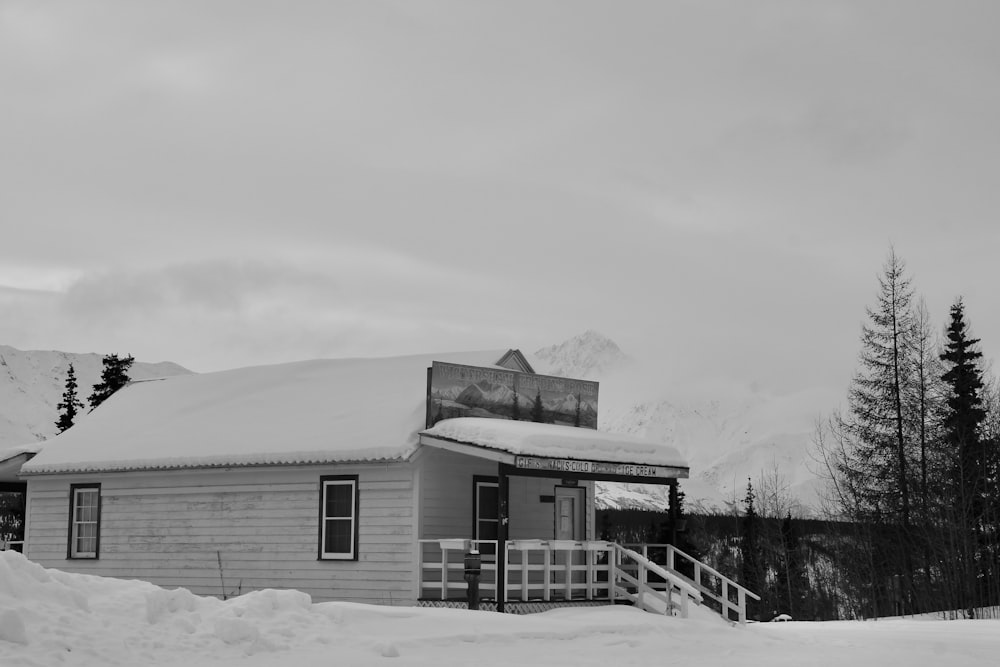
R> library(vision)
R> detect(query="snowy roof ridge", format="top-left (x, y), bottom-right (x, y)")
top-left (20, 350), bottom-right (511, 475)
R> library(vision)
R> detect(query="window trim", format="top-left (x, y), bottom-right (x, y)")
top-left (318, 475), bottom-right (359, 561)
top-left (67, 483), bottom-right (101, 560)
top-left (473, 475), bottom-right (499, 555)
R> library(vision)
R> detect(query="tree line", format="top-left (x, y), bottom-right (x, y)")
top-left (629, 249), bottom-right (999, 621)
top-left (810, 248), bottom-right (1000, 618)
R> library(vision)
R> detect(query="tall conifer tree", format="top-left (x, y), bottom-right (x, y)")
top-left (55, 363), bottom-right (84, 433)
top-left (842, 248), bottom-right (916, 527)
top-left (88, 353), bottom-right (135, 410)
top-left (740, 479), bottom-right (764, 619)
top-left (938, 298), bottom-right (995, 614)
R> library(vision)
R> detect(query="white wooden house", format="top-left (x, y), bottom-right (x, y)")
top-left (5, 349), bottom-right (757, 620)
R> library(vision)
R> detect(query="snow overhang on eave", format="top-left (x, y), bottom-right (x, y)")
top-left (18, 450), bottom-right (415, 477)
top-left (419, 418), bottom-right (690, 484)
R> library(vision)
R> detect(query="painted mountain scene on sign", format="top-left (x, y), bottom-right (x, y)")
top-left (427, 361), bottom-right (598, 429)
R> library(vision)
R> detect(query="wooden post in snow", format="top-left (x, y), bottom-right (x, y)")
top-left (497, 463), bottom-right (511, 613)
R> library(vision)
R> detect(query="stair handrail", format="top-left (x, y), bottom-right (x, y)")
top-left (612, 544), bottom-right (702, 618)
top-left (665, 543), bottom-right (760, 623)
top-left (620, 543), bottom-right (761, 624)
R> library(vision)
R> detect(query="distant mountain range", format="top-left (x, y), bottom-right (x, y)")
top-left (1, 334), bottom-right (834, 514)
top-left (0, 345), bottom-right (191, 450)
top-left (526, 331), bottom-right (837, 515)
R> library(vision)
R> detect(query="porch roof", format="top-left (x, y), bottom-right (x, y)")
top-left (419, 418), bottom-right (689, 480)
top-left (0, 446), bottom-right (39, 484)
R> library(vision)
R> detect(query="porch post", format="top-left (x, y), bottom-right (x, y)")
top-left (668, 481), bottom-right (679, 546)
top-left (497, 462), bottom-right (511, 613)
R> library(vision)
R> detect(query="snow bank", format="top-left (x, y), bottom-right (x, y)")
top-left (3, 550), bottom-right (999, 667)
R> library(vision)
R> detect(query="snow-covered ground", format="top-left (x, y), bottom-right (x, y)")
top-left (2, 552), bottom-right (996, 666)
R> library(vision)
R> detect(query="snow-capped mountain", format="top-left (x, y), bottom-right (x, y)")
top-left (0, 345), bottom-right (191, 450)
top-left (454, 381), bottom-right (517, 409)
top-left (532, 332), bottom-right (836, 514)
top-left (530, 329), bottom-right (632, 380)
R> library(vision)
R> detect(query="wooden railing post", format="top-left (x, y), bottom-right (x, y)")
top-left (543, 545), bottom-right (552, 601)
top-left (738, 588), bottom-right (747, 624)
top-left (609, 545), bottom-right (618, 602)
top-left (721, 580), bottom-right (729, 621)
top-left (440, 548), bottom-right (449, 600)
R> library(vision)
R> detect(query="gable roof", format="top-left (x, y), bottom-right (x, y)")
top-left (20, 350), bottom-right (510, 475)
top-left (494, 349), bottom-right (535, 374)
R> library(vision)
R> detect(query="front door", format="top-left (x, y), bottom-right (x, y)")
top-left (554, 486), bottom-right (585, 541)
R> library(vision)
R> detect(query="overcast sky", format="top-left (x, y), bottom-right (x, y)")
top-left (2, 1), bottom-right (999, 400)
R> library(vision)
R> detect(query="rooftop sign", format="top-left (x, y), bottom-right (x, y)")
top-left (427, 361), bottom-right (598, 429)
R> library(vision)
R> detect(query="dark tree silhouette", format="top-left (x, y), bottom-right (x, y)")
top-left (88, 353), bottom-right (135, 410)
top-left (531, 390), bottom-right (545, 423)
top-left (55, 363), bottom-right (84, 433)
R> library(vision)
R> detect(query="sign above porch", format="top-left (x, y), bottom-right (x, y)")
top-left (419, 417), bottom-right (690, 481)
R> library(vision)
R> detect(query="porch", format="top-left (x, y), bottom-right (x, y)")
top-left (417, 538), bottom-right (759, 623)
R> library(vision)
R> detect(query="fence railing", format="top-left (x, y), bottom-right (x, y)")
top-left (418, 539), bottom-right (758, 623)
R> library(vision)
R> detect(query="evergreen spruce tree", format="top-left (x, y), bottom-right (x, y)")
top-left (573, 393), bottom-right (582, 427)
top-left (778, 512), bottom-right (809, 618)
top-left (740, 478), bottom-right (764, 619)
top-left (511, 392), bottom-right (520, 421)
top-left (88, 353), bottom-right (135, 411)
top-left (938, 298), bottom-right (994, 614)
top-left (55, 363), bottom-right (84, 433)
top-left (531, 390), bottom-right (545, 423)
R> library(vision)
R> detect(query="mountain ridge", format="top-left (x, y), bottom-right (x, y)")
top-left (0, 345), bottom-right (192, 451)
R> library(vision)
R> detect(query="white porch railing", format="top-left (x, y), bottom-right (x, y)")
top-left (418, 539), bottom-right (499, 602)
top-left (503, 539), bottom-right (616, 603)
top-left (0, 540), bottom-right (23, 552)
top-left (418, 539), bottom-right (758, 624)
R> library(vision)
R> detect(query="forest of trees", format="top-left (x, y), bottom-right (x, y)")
top-left (605, 249), bottom-right (1000, 621)
top-left (810, 249), bottom-right (1000, 619)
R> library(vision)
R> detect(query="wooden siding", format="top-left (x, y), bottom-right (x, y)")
top-left (23, 463), bottom-right (417, 605)
top-left (415, 448), bottom-right (595, 541)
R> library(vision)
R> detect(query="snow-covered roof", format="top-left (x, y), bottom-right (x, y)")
top-left (20, 350), bottom-right (510, 475)
top-left (420, 418), bottom-right (689, 475)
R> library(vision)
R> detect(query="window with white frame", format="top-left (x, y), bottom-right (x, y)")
top-left (68, 484), bottom-right (101, 559)
top-left (319, 476), bottom-right (358, 560)
top-left (474, 477), bottom-right (498, 555)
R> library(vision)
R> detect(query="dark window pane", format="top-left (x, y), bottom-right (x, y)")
top-left (324, 519), bottom-right (351, 553)
top-left (325, 483), bottom-right (353, 518)
top-left (478, 485), bottom-right (498, 520)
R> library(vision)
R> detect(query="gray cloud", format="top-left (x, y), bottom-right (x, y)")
top-left (2, 1), bottom-right (1000, 394)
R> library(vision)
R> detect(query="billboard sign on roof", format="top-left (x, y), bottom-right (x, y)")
top-left (426, 361), bottom-right (598, 429)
